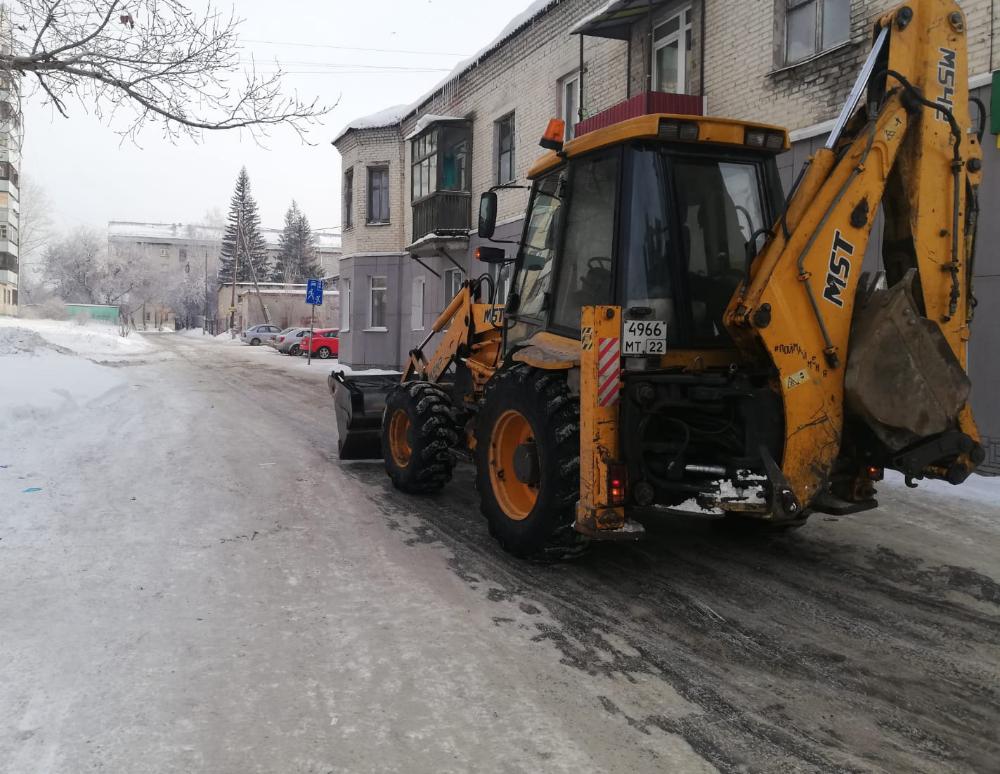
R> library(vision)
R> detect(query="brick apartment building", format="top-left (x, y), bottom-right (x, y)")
top-left (332, 0), bottom-right (1000, 468)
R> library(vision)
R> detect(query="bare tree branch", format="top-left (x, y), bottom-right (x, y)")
top-left (2, 0), bottom-right (333, 142)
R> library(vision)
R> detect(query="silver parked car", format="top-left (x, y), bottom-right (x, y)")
top-left (275, 327), bottom-right (311, 355)
top-left (241, 324), bottom-right (282, 346)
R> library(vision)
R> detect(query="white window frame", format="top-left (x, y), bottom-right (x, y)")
top-left (369, 275), bottom-right (387, 330)
top-left (652, 6), bottom-right (692, 95)
top-left (340, 279), bottom-right (351, 332)
top-left (411, 276), bottom-right (425, 330)
top-left (782, 0), bottom-right (851, 66)
top-left (444, 268), bottom-right (464, 301)
top-left (560, 72), bottom-right (581, 140)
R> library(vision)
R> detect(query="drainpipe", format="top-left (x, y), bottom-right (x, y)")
top-left (699, 0), bottom-right (707, 112)
top-left (579, 34), bottom-right (585, 124)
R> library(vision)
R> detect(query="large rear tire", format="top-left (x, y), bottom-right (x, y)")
top-left (475, 364), bottom-right (581, 559)
top-left (382, 382), bottom-right (459, 494)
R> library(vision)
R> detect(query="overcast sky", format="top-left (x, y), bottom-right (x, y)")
top-left (22, 0), bottom-right (533, 235)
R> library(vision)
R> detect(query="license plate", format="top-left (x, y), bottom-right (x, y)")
top-left (622, 319), bottom-right (668, 356)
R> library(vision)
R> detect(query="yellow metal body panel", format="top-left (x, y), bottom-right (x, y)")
top-left (528, 114), bottom-right (790, 179)
top-left (576, 306), bottom-right (625, 533)
top-left (725, 0), bottom-right (981, 507)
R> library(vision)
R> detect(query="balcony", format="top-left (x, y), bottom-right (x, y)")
top-left (574, 91), bottom-right (704, 137)
top-left (412, 191), bottom-right (471, 243)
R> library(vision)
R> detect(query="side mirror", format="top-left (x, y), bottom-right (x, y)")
top-left (475, 246), bottom-right (507, 264)
top-left (478, 192), bottom-right (498, 240)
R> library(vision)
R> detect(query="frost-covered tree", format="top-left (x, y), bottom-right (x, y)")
top-left (2, 0), bottom-right (329, 142)
top-left (272, 200), bottom-right (320, 283)
top-left (218, 166), bottom-right (267, 284)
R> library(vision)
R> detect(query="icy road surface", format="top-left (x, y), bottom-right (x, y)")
top-left (1, 324), bottom-right (998, 773)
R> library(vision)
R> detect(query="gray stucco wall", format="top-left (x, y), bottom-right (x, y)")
top-left (779, 82), bottom-right (1000, 473)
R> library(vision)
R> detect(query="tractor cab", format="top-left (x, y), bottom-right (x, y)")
top-left (480, 114), bottom-right (789, 355)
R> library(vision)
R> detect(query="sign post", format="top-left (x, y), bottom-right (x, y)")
top-left (305, 279), bottom-right (324, 366)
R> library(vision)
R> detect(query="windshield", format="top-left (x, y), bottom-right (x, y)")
top-left (625, 148), bottom-right (769, 346)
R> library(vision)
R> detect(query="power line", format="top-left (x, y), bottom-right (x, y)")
top-left (240, 59), bottom-right (452, 72)
top-left (243, 39), bottom-right (472, 57)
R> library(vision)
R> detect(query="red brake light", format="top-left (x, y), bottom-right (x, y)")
top-left (607, 463), bottom-right (627, 506)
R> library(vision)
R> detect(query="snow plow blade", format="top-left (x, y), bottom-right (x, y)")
top-left (328, 370), bottom-right (402, 460)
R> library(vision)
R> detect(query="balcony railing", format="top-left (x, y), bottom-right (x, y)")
top-left (412, 190), bottom-right (471, 242)
top-left (575, 91), bottom-right (705, 137)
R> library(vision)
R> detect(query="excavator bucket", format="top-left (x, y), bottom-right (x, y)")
top-left (329, 370), bottom-right (402, 460)
top-left (845, 270), bottom-right (971, 452)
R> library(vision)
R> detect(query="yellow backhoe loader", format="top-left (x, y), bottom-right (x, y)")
top-left (332, 0), bottom-right (988, 558)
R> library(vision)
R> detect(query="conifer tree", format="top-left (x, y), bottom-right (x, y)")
top-left (218, 167), bottom-right (269, 284)
top-left (272, 200), bottom-right (321, 283)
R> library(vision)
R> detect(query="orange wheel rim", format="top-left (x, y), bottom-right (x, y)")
top-left (489, 410), bottom-right (538, 521)
top-left (388, 409), bottom-right (412, 467)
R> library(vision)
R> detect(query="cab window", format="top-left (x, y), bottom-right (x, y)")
top-left (513, 170), bottom-right (564, 320)
top-left (551, 152), bottom-right (619, 331)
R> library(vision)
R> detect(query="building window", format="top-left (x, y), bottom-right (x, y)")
top-left (412, 130), bottom-right (438, 201)
top-left (0, 224), bottom-right (6, 241)
top-left (560, 73), bottom-right (580, 140)
top-left (367, 166), bottom-right (390, 224)
top-left (784, 0), bottom-right (850, 65)
top-left (341, 279), bottom-right (351, 331)
top-left (160, 247), bottom-right (169, 257)
top-left (369, 275), bottom-right (387, 328)
top-left (496, 113), bottom-right (515, 184)
top-left (344, 168), bottom-right (354, 228)
top-left (411, 277), bottom-right (425, 330)
top-left (653, 7), bottom-right (693, 94)
top-left (444, 268), bottom-right (464, 300)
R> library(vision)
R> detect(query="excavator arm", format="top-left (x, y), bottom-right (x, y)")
top-left (726, 0), bottom-right (984, 515)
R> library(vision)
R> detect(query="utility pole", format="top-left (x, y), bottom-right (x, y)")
top-left (204, 253), bottom-right (209, 335)
top-left (239, 216), bottom-right (270, 325)
top-left (229, 209), bottom-right (240, 337)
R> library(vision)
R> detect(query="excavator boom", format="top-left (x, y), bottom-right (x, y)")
top-left (725, 0), bottom-right (984, 513)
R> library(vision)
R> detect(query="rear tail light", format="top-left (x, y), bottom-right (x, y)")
top-left (607, 463), bottom-right (628, 507)
top-left (865, 465), bottom-right (884, 481)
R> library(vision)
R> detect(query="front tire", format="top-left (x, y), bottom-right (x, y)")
top-left (317, 346), bottom-right (332, 359)
top-left (250, 338), bottom-right (261, 346)
top-left (475, 364), bottom-right (580, 558)
top-left (382, 382), bottom-right (459, 493)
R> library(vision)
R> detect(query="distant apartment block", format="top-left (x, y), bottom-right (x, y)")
top-left (0, 5), bottom-right (21, 317)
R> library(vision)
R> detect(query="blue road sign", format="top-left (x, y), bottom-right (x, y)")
top-left (306, 279), bottom-right (324, 306)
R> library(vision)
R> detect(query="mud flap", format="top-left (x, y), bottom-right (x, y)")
top-left (845, 270), bottom-right (971, 452)
top-left (329, 370), bottom-right (402, 460)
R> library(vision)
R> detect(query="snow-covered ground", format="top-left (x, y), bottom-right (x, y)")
top-left (0, 316), bottom-right (151, 360)
top-left (0, 318), bottom-right (153, 431)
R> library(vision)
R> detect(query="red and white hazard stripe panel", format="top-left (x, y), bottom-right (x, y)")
top-left (597, 337), bottom-right (621, 408)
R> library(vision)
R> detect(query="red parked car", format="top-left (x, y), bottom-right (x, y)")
top-left (301, 328), bottom-right (339, 359)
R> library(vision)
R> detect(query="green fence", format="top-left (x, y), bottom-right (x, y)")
top-left (65, 304), bottom-right (120, 324)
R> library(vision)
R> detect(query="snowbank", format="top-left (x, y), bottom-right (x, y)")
top-left (0, 317), bottom-right (152, 360)
top-left (0, 324), bottom-right (128, 429)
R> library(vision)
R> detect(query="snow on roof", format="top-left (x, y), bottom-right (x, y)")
top-left (107, 221), bottom-right (342, 251)
top-left (333, 0), bottom-right (560, 144)
top-left (403, 114), bottom-right (467, 141)
top-left (331, 104), bottom-right (411, 144)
